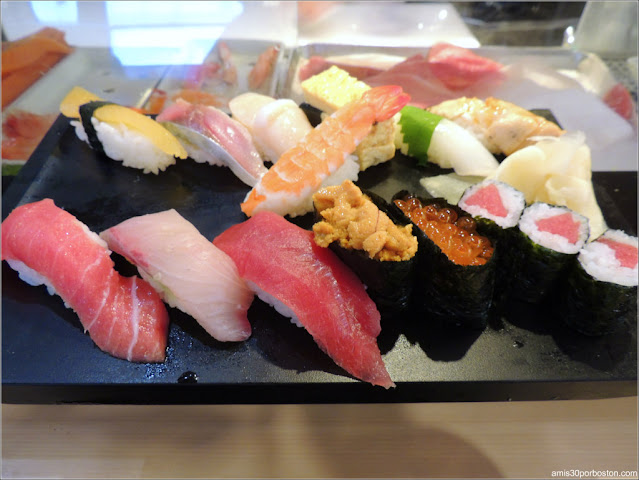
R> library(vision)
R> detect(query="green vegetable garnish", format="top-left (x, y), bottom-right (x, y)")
top-left (397, 106), bottom-right (443, 166)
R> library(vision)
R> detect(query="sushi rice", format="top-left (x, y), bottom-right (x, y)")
top-left (251, 153), bottom-right (360, 218)
top-left (579, 229), bottom-right (638, 287)
top-left (72, 118), bottom-right (177, 174)
top-left (246, 280), bottom-right (304, 328)
top-left (519, 203), bottom-right (589, 255)
top-left (458, 179), bottom-right (526, 229)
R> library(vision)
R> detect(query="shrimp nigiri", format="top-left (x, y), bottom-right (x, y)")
top-left (241, 85), bottom-right (410, 218)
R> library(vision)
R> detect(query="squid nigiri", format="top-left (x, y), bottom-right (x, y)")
top-left (1, 199), bottom-right (169, 362)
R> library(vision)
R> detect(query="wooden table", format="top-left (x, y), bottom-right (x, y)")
top-left (3, 396), bottom-right (637, 478)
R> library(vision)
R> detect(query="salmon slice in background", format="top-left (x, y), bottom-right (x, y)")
top-left (2, 27), bottom-right (74, 108)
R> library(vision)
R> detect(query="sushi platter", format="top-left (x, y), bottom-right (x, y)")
top-left (2, 43), bottom-right (637, 404)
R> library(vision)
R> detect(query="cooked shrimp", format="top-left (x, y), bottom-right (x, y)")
top-left (241, 85), bottom-right (410, 218)
top-left (428, 96), bottom-right (565, 156)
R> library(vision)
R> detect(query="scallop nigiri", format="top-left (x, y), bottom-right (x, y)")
top-left (241, 85), bottom-right (410, 218)
top-left (1, 199), bottom-right (169, 362)
top-left (100, 209), bottom-right (253, 342)
top-left (229, 92), bottom-right (313, 163)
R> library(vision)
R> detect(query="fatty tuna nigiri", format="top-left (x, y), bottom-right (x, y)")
top-left (1, 199), bottom-right (169, 362)
top-left (100, 209), bottom-right (253, 342)
top-left (214, 211), bottom-right (394, 388)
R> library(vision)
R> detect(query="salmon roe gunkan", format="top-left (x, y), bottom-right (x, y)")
top-left (394, 195), bottom-right (494, 266)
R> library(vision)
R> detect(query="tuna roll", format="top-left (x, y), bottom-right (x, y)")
top-left (458, 179), bottom-right (526, 302)
top-left (560, 229), bottom-right (638, 336)
top-left (509, 202), bottom-right (590, 303)
top-left (312, 180), bottom-right (418, 315)
top-left (391, 191), bottom-right (498, 329)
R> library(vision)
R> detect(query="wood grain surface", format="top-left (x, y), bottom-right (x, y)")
top-left (2, 396), bottom-right (637, 479)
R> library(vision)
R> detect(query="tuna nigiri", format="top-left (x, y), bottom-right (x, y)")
top-left (100, 209), bottom-right (253, 342)
top-left (241, 85), bottom-right (410, 218)
top-left (214, 211), bottom-right (394, 388)
top-left (1, 199), bottom-right (169, 362)
top-left (157, 99), bottom-right (267, 186)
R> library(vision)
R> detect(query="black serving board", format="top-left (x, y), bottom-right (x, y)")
top-left (2, 115), bottom-right (637, 404)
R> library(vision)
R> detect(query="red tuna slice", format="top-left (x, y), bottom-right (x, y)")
top-left (597, 238), bottom-right (638, 269)
top-left (1, 199), bottom-right (169, 362)
top-left (535, 212), bottom-right (581, 244)
top-left (214, 211), bottom-right (394, 389)
top-left (425, 42), bottom-right (504, 91)
top-left (463, 183), bottom-right (508, 218)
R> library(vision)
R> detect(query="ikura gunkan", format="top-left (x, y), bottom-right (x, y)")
top-left (394, 194), bottom-right (493, 266)
top-left (391, 191), bottom-right (498, 329)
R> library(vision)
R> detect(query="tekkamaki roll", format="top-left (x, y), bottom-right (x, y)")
top-left (1, 199), bottom-right (169, 362)
top-left (457, 179), bottom-right (526, 301)
top-left (559, 229), bottom-right (637, 336)
top-left (508, 202), bottom-right (590, 304)
top-left (214, 211), bottom-right (394, 388)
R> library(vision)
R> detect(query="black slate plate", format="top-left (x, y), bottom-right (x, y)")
top-left (2, 115), bottom-right (637, 404)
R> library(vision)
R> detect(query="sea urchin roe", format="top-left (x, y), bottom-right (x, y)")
top-left (394, 195), bottom-right (494, 266)
top-left (312, 180), bottom-right (418, 262)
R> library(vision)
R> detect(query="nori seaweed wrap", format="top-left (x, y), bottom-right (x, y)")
top-left (390, 190), bottom-right (499, 329)
top-left (312, 181), bottom-right (418, 316)
top-left (558, 229), bottom-right (638, 336)
top-left (507, 202), bottom-right (589, 304)
top-left (78, 100), bottom-right (113, 156)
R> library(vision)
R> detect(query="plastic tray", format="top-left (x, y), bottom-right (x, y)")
top-left (2, 114), bottom-right (636, 404)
